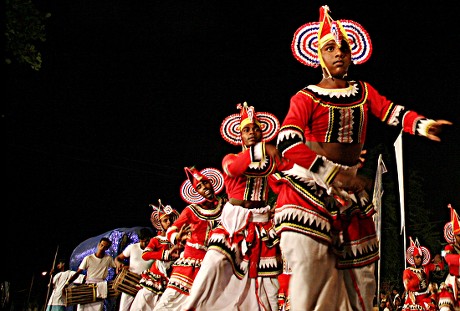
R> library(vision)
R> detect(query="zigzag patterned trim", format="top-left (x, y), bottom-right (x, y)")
top-left (335, 239), bottom-right (379, 269)
top-left (139, 272), bottom-right (168, 295)
top-left (187, 201), bottom-right (223, 220)
top-left (172, 257), bottom-right (203, 268)
top-left (257, 256), bottom-right (283, 277)
top-left (416, 118), bottom-right (436, 137)
top-left (274, 204), bottom-right (332, 243)
top-left (273, 173), bottom-right (330, 214)
top-left (167, 273), bottom-right (194, 295)
top-left (207, 234), bottom-right (246, 279)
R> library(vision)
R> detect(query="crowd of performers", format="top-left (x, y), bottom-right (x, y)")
top-left (377, 205), bottom-right (460, 311)
top-left (53, 4), bottom-right (454, 311)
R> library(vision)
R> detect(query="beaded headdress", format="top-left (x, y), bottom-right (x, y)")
top-left (220, 102), bottom-right (279, 146)
top-left (291, 5), bottom-right (372, 70)
top-left (180, 166), bottom-right (224, 204)
top-left (406, 236), bottom-right (431, 266)
top-left (149, 199), bottom-right (179, 231)
top-left (444, 204), bottom-right (460, 244)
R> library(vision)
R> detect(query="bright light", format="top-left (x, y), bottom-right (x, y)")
top-left (41, 271), bottom-right (47, 276)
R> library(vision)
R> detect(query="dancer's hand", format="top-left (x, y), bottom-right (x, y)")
top-left (426, 119), bottom-right (452, 142)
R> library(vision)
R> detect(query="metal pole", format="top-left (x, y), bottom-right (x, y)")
top-left (43, 245), bottom-right (59, 311)
top-left (27, 273), bottom-right (34, 310)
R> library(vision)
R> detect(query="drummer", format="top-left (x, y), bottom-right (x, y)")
top-left (115, 228), bottom-right (153, 311)
top-left (64, 237), bottom-right (116, 311)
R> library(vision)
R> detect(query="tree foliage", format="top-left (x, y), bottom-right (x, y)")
top-left (366, 142), bottom-right (444, 291)
top-left (5, 0), bottom-right (50, 71)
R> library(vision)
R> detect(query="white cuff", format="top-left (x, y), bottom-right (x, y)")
top-left (416, 118), bottom-right (436, 137)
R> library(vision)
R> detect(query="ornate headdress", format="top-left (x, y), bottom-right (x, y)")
top-left (444, 204), bottom-right (460, 244)
top-left (149, 199), bottom-right (179, 231)
top-left (220, 102), bottom-right (279, 146)
top-left (406, 236), bottom-right (430, 266)
top-left (180, 166), bottom-right (224, 204)
top-left (291, 5), bottom-right (372, 71)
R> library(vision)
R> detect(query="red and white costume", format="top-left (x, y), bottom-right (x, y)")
top-left (131, 235), bottom-right (176, 310)
top-left (184, 104), bottom-right (284, 311)
top-left (274, 81), bottom-right (434, 311)
top-left (402, 266), bottom-right (437, 311)
top-left (212, 141), bottom-right (283, 280)
top-left (438, 205), bottom-right (460, 311)
top-left (439, 244), bottom-right (460, 311)
top-left (401, 237), bottom-right (436, 311)
top-left (153, 198), bottom-right (225, 311)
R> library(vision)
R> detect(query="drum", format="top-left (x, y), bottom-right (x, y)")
top-left (112, 269), bottom-right (141, 296)
top-left (65, 281), bottom-right (119, 306)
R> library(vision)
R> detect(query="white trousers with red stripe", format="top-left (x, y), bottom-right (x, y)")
top-left (343, 264), bottom-right (376, 311)
top-left (279, 232), bottom-right (353, 311)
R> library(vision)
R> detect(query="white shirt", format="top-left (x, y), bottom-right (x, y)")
top-left (122, 242), bottom-right (154, 274)
top-left (79, 254), bottom-right (116, 282)
top-left (47, 270), bottom-right (76, 306)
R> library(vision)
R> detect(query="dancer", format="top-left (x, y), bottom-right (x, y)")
top-left (153, 166), bottom-right (226, 310)
top-left (401, 237), bottom-right (437, 311)
top-left (273, 5), bottom-right (452, 311)
top-left (183, 102), bottom-right (286, 311)
top-left (438, 204), bottom-right (460, 311)
top-left (130, 200), bottom-right (181, 311)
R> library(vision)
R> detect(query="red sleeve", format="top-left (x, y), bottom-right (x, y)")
top-left (445, 244), bottom-right (455, 254)
top-left (445, 253), bottom-right (460, 267)
top-left (222, 151), bottom-right (252, 177)
top-left (167, 207), bottom-right (191, 243)
top-left (277, 92), bottom-right (320, 169)
top-left (444, 249), bottom-right (460, 276)
top-left (366, 82), bottom-right (427, 135)
top-left (424, 264), bottom-right (435, 277)
top-left (402, 269), bottom-right (420, 291)
top-left (142, 237), bottom-right (167, 261)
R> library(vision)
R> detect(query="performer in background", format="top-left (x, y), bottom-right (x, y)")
top-left (273, 5), bottom-right (452, 311)
top-left (130, 201), bottom-right (181, 311)
top-left (46, 259), bottom-right (76, 311)
top-left (438, 204), bottom-right (460, 311)
top-left (184, 102), bottom-right (288, 311)
top-left (153, 166), bottom-right (226, 311)
top-left (401, 237), bottom-right (437, 311)
top-left (426, 252), bottom-right (449, 290)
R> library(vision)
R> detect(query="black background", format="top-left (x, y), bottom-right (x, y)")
top-left (4, 0), bottom-right (460, 295)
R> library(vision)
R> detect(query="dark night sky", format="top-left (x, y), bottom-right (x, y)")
top-left (4, 0), bottom-right (460, 294)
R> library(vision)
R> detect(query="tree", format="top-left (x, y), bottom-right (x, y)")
top-left (5, 0), bottom-right (50, 71)
top-left (362, 143), bottom-right (405, 288)
top-left (367, 141), bottom-right (444, 290)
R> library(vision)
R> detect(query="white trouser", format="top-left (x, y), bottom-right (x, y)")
top-left (153, 287), bottom-right (188, 311)
top-left (130, 287), bottom-right (161, 311)
top-left (77, 301), bottom-right (103, 311)
top-left (280, 232), bottom-right (352, 311)
top-left (182, 249), bottom-right (279, 311)
top-left (343, 264), bottom-right (376, 311)
top-left (118, 292), bottom-right (134, 311)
